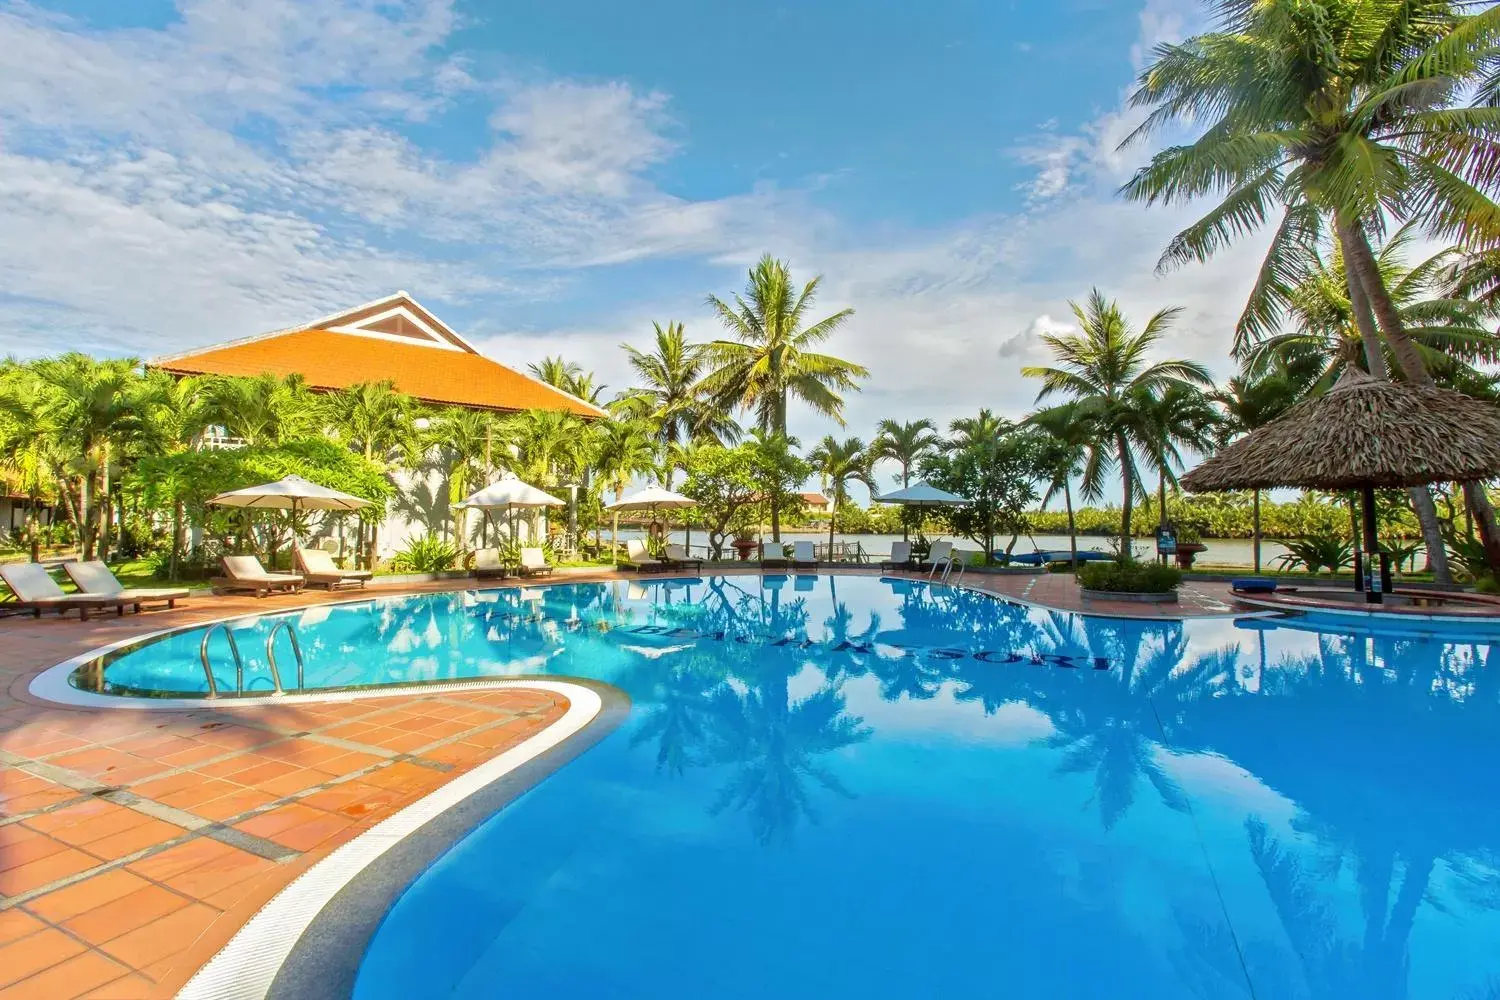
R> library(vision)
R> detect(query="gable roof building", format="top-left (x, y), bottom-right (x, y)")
top-left (151, 292), bottom-right (605, 418)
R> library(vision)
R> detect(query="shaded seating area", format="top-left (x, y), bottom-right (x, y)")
top-left (625, 540), bottom-right (667, 573)
top-left (880, 540), bottom-right (913, 571)
top-left (62, 560), bottom-right (189, 609)
top-left (1, 563), bottom-right (134, 620)
top-left (294, 548), bottom-right (372, 590)
top-left (518, 547), bottom-right (554, 578)
top-left (211, 555), bottom-right (304, 598)
top-left (472, 548), bottom-right (508, 579)
top-left (664, 544), bottom-right (703, 572)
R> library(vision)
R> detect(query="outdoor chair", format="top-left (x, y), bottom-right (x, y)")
top-left (759, 542), bottom-right (791, 571)
top-left (918, 541), bottom-right (954, 574)
top-left (472, 548), bottom-right (508, 579)
top-left (625, 540), bottom-right (666, 573)
top-left (62, 560), bottom-right (189, 609)
top-left (663, 544), bottom-right (703, 573)
top-left (518, 547), bottom-right (554, 578)
top-left (211, 555), bottom-right (304, 598)
top-left (294, 548), bottom-right (372, 591)
top-left (880, 541), bottom-right (913, 572)
top-left (792, 540), bottom-right (819, 571)
top-left (0, 562), bottom-right (134, 620)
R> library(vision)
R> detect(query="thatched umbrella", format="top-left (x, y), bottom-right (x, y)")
top-left (1181, 370), bottom-right (1500, 602)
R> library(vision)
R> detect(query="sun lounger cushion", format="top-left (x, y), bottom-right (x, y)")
top-left (1232, 578), bottom-right (1278, 593)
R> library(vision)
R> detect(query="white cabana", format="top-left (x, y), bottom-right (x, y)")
top-left (605, 486), bottom-right (697, 562)
top-left (873, 480), bottom-right (968, 541)
top-left (457, 476), bottom-right (564, 546)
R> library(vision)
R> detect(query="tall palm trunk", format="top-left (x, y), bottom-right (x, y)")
top-left (1338, 217), bottom-right (1456, 585)
top-left (98, 444), bottom-right (111, 564)
top-left (770, 396), bottom-right (789, 542)
top-left (1252, 489), bottom-right (1262, 574)
top-left (78, 461), bottom-right (92, 561)
top-left (1064, 480), bottom-right (1078, 567)
top-left (1117, 435), bottom-right (1134, 560)
top-left (828, 491), bottom-right (838, 553)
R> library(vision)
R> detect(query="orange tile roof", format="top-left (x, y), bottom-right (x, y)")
top-left (152, 329), bottom-right (604, 418)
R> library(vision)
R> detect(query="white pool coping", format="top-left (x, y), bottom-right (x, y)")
top-left (171, 678), bottom-right (601, 1000)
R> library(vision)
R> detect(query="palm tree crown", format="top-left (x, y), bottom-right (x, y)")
top-left (872, 418), bottom-right (938, 489)
top-left (1022, 289), bottom-right (1211, 554)
top-left (702, 254), bottom-right (868, 436)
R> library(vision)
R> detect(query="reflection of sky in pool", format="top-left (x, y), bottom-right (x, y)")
top-left (86, 576), bottom-right (1500, 998)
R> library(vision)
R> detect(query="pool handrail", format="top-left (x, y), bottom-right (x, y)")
top-left (265, 620), bottom-right (306, 695)
top-left (198, 623), bottom-right (244, 699)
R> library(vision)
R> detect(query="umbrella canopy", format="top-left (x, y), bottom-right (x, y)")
top-left (1181, 370), bottom-right (1500, 492)
top-left (457, 476), bottom-right (564, 510)
top-left (605, 486), bottom-right (696, 512)
top-left (874, 481), bottom-right (969, 506)
top-left (208, 475), bottom-right (371, 512)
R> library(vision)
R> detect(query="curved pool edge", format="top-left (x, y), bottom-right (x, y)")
top-left (172, 677), bottom-right (628, 1000)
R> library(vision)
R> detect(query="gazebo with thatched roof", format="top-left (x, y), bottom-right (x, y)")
top-left (1181, 370), bottom-right (1500, 603)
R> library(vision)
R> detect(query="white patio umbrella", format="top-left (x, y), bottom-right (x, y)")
top-left (605, 486), bottom-right (697, 562)
top-left (208, 474), bottom-right (372, 553)
top-left (456, 476), bottom-right (564, 546)
top-left (873, 480), bottom-right (969, 541)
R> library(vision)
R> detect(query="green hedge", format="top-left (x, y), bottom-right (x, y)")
top-left (1076, 560), bottom-right (1183, 594)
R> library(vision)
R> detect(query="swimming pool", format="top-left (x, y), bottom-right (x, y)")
top-left (71, 575), bottom-right (1500, 998)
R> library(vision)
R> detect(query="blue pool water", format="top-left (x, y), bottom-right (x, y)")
top-left (83, 576), bottom-right (1500, 998)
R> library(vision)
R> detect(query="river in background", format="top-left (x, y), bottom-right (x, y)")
top-left (610, 528), bottom-right (1345, 568)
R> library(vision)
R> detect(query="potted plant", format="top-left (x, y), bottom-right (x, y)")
top-left (1174, 526), bottom-right (1208, 570)
top-left (732, 527), bottom-right (758, 562)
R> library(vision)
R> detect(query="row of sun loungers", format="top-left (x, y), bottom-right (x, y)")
top-left (0, 561), bottom-right (189, 620)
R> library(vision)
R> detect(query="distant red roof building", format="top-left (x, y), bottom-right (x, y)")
top-left (799, 491), bottom-right (833, 512)
top-left (150, 292), bottom-right (605, 418)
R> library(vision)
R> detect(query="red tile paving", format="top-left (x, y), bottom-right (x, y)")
top-left (0, 566), bottom-right (1244, 998)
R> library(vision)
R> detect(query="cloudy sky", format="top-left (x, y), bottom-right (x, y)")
top-left (0, 0), bottom-right (1270, 491)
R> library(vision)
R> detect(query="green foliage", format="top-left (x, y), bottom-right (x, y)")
top-left (391, 533), bottom-right (459, 573)
top-left (680, 445), bottom-right (760, 558)
top-left (1077, 560), bottom-right (1182, 594)
top-left (1274, 536), bottom-right (1355, 575)
top-left (920, 414), bottom-right (1046, 563)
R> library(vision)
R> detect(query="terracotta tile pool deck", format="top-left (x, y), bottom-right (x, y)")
top-left (0, 567), bottom-right (1241, 998)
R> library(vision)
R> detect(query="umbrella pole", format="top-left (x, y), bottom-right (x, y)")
top-left (1361, 485), bottom-right (1382, 604)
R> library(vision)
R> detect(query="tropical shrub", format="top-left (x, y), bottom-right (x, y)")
top-left (1274, 537), bottom-right (1354, 575)
top-left (1076, 560), bottom-right (1182, 594)
top-left (391, 533), bottom-right (459, 573)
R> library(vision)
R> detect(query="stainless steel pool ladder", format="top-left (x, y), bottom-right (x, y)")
top-left (930, 553), bottom-right (966, 586)
top-left (198, 621), bottom-right (304, 697)
top-left (265, 620), bottom-right (305, 695)
top-left (198, 623), bottom-right (243, 699)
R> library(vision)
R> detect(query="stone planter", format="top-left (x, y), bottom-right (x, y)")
top-left (1079, 588), bottom-right (1179, 603)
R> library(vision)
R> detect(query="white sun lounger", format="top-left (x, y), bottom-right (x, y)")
top-left (518, 547), bottom-right (554, 578)
top-left (0, 563), bottom-right (134, 620)
top-left (62, 560), bottom-right (189, 609)
top-left (625, 540), bottom-right (666, 572)
top-left (793, 540), bottom-right (819, 570)
top-left (294, 548), bottom-right (372, 591)
top-left (211, 555), bottom-right (304, 598)
top-left (881, 541), bottom-right (913, 571)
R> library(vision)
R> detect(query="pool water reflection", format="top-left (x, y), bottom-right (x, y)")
top-left (87, 575), bottom-right (1500, 998)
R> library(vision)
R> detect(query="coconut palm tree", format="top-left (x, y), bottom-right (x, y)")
top-left (323, 381), bottom-right (417, 463)
top-left (807, 437), bottom-right (875, 553)
top-left (1121, 0), bottom-right (1500, 571)
top-left (202, 372), bottom-right (317, 446)
top-left (594, 418), bottom-right (658, 558)
top-left (621, 322), bottom-right (740, 448)
top-left (872, 418), bottom-right (938, 489)
top-left (424, 407), bottom-right (499, 549)
top-left (1211, 372), bottom-right (1303, 573)
top-left (702, 254), bottom-right (867, 436)
top-left (30, 354), bottom-right (143, 561)
top-left (1026, 403), bottom-right (1103, 567)
top-left (1022, 290), bottom-right (1211, 556)
top-left (529, 356), bottom-right (607, 406)
top-left (1135, 382), bottom-right (1221, 537)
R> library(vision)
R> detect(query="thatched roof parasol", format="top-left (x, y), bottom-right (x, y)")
top-left (1181, 370), bottom-right (1500, 493)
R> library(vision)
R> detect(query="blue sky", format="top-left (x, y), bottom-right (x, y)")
top-left (0, 0), bottom-right (1267, 489)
